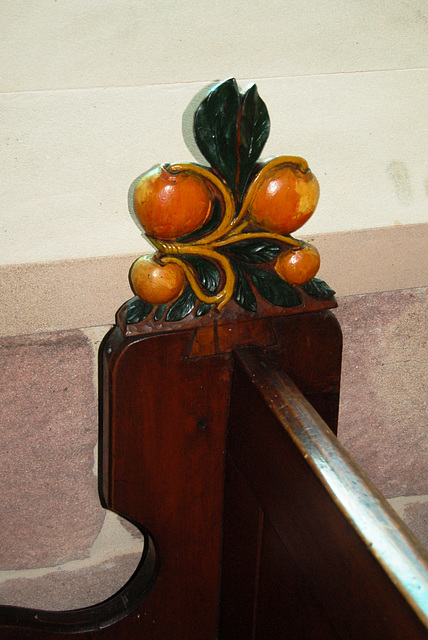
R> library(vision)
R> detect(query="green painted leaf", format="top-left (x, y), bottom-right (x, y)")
top-left (154, 303), bottom-right (167, 322)
top-left (231, 260), bottom-right (257, 312)
top-left (178, 197), bottom-right (222, 242)
top-left (126, 297), bottom-right (154, 324)
top-left (181, 254), bottom-right (221, 293)
top-left (243, 264), bottom-right (301, 308)
top-left (165, 284), bottom-right (196, 322)
top-left (193, 79), bottom-right (240, 193)
top-left (237, 84), bottom-right (270, 202)
top-left (193, 79), bottom-right (270, 205)
top-left (223, 239), bottom-right (281, 264)
top-left (196, 302), bottom-right (212, 317)
top-left (301, 278), bottom-right (335, 299)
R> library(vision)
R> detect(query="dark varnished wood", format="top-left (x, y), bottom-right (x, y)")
top-left (100, 303), bottom-right (341, 640)
top-left (1, 300), bottom-right (426, 638)
top-left (101, 327), bottom-right (233, 640)
top-left (220, 347), bottom-right (428, 639)
top-left (0, 300), bottom-right (341, 638)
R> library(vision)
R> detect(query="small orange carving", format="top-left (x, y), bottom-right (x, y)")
top-left (133, 164), bottom-right (216, 240)
top-left (274, 243), bottom-right (320, 285)
top-left (248, 162), bottom-right (319, 235)
top-left (130, 256), bottom-right (186, 304)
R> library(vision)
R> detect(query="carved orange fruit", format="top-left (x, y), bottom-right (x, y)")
top-left (130, 256), bottom-right (186, 304)
top-left (134, 164), bottom-right (215, 240)
top-left (274, 243), bottom-right (320, 285)
top-left (248, 163), bottom-right (319, 234)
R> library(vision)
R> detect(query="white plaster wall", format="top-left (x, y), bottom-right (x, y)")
top-left (1, 0), bottom-right (427, 266)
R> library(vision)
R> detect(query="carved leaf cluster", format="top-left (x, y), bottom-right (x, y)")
top-left (194, 78), bottom-right (270, 207)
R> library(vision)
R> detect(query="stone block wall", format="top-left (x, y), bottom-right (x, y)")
top-left (0, 286), bottom-right (426, 610)
top-left (336, 288), bottom-right (427, 546)
top-left (0, 326), bottom-right (144, 609)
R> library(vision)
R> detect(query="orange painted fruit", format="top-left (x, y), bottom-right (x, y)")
top-left (134, 164), bottom-right (215, 240)
top-left (248, 163), bottom-right (319, 234)
top-left (274, 243), bottom-right (320, 285)
top-left (130, 256), bottom-right (186, 304)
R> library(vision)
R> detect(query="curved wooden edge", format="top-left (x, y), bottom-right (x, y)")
top-left (0, 525), bottom-right (158, 635)
top-left (233, 346), bottom-right (428, 629)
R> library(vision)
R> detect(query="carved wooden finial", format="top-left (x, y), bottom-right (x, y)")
top-left (126, 78), bottom-right (334, 325)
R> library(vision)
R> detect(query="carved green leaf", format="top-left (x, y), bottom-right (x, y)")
top-left (223, 239), bottom-right (281, 264)
top-left (301, 278), bottom-right (335, 299)
top-left (126, 297), bottom-right (154, 324)
top-left (196, 302), bottom-right (212, 317)
top-left (154, 303), bottom-right (167, 322)
top-left (178, 197), bottom-right (222, 242)
top-left (193, 79), bottom-right (270, 204)
top-left (193, 78), bottom-right (240, 194)
top-left (238, 84), bottom-right (270, 202)
top-left (182, 254), bottom-right (221, 293)
top-left (231, 260), bottom-right (257, 312)
top-left (165, 284), bottom-right (197, 322)
top-left (243, 264), bottom-right (301, 308)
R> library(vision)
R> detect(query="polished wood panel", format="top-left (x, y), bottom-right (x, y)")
top-left (221, 347), bottom-right (428, 639)
top-left (2, 303), bottom-right (426, 638)
top-left (0, 306), bottom-right (341, 638)
top-left (102, 327), bottom-right (233, 640)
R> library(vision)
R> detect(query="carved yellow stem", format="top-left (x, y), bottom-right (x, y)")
top-left (157, 244), bottom-right (236, 311)
top-left (228, 220), bottom-right (248, 236)
top-left (168, 163), bottom-right (236, 244)
top-left (212, 231), bottom-right (304, 250)
top-left (167, 157), bottom-right (309, 246)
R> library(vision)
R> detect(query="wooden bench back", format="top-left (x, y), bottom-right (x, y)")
top-left (1, 303), bottom-right (426, 638)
